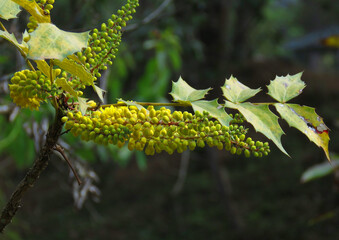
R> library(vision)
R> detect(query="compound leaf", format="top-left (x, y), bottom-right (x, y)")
top-left (226, 101), bottom-right (288, 155)
top-left (192, 99), bottom-right (232, 126)
top-left (170, 76), bottom-right (211, 104)
top-left (275, 103), bottom-right (330, 160)
top-left (221, 75), bottom-right (261, 103)
top-left (0, 0), bottom-right (21, 20)
top-left (267, 72), bottom-right (305, 103)
top-left (27, 23), bottom-right (90, 60)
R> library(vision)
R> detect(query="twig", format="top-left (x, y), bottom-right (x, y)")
top-left (53, 144), bottom-right (82, 186)
top-left (0, 109), bottom-right (64, 233)
top-left (171, 150), bottom-right (190, 196)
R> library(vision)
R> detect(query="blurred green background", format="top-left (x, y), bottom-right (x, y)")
top-left (1, 0), bottom-right (339, 239)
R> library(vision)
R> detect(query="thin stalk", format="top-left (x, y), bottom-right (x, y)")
top-left (100, 102), bottom-right (192, 108)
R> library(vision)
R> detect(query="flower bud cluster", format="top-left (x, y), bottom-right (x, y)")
top-left (78, 0), bottom-right (139, 81)
top-left (35, 0), bottom-right (54, 15)
top-left (62, 105), bottom-right (270, 157)
top-left (9, 70), bottom-right (58, 110)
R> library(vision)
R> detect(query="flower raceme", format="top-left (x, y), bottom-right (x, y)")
top-left (62, 105), bottom-right (270, 157)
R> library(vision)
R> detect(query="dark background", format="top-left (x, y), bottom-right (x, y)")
top-left (1, 0), bottom-right (339, 239)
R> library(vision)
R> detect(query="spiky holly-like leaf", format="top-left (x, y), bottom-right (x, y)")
top-left (275, 103), bottom-right (330, 160)
top-left (78, 97), bottom-right (88, 115)
top-left (54, 58), bottom-right (93, 85)
top-left (267, 72), bottom-right (305, 103)
top-left (192, 100), bottom-right (232, 126)
top-left (0, 30), bottom-right (28, 53)
top-left (93, 85), bottom-right (106, 103)
top-left (170, 76), bottom-right (211, 104)
top-left (10, 0), bottom-right (50, 23)
top-left (221, 75), bottom-right (261, 103)
top-left (0, 0), bottom-right (21, 20)
top-left (55, 78), bottom-right (78, 99)
top-left (27, 23), bottom-right (90, 60)
top-left (226, 101), bottom-right (288, 155)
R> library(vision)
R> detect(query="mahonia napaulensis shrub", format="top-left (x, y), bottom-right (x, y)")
top-left (61, 105), bottom-right (270, 157)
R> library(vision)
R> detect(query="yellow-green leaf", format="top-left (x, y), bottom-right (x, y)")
top-left (27, 23), bottom-right (90, 60)
top-left (55, 77), bottom-right (78, 99)
top-left (54, 58), bottom-right (93, 85)
top-left (226, 101), bottom-right (288, 155)
top-left (93, 85), bottom-right (105, 103)
top-left (78, 97), bottom-right (88, 115)
top-left (117, 99), bottom-right (147, 112)
top-left (192, 100), bottom-right (232, 126)
top-left (275, 103), bottom-right (330, 160)
top-left (0, 30), bottom-right (28, 54)
top-left (267, 72), bottom-right (305, 103)
top-left (221, 75), bottom-right (261, 103)
top-left (301, 160), bottom-right (338, 183)
top-left (0, 0), bottom-right (21, 20)
top-left (170, 76), bottom-right (211, 104)
top-left (10, 0), bottom-right (50, 23)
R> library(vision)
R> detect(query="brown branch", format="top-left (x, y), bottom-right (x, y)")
top-left (0, 108), bottom-right (64, 233)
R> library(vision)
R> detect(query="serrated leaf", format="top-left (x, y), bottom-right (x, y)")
top-left (0, 0), bottom-right (21, 20)
top-left (225, 101), bottom-right (288, 155)
top-left (78, 97), bottom-right (88, 115)
top-left (93, 85), bottom-right (105, 103)
top-left (117, 99), bottom-right (147, 112)
top-left (221, 75), bottom-right (261, 103)
top-left (275, 103), bottom-right (330, 160)
top-left (11, 0), bottom-right (50, 23)
top-left (55, 78), bottom-right (78, 99)
top-left (192, 100), bottom-right (232, 126)
top-left (267, 72), bottom-right (305, 103)
top-left (301, 160), bottom-right (339, 183)
top-left (54, 58), bottom-right (93, 85)
top-left (0, 30), bottom-right (28, 53)
top-left (27, 23), bottom-right (90, 60)
top-left (169, 76), bottom-right (211, 104)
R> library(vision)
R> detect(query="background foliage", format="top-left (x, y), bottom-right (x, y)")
top-left (1, 0), bottom-right (339, 239)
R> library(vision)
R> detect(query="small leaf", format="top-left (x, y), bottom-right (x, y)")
top-left (93, 85), bottom-right (106, 103)
top-left (170, 76), bottom-right (211, 104)
top-left (221, 75), bottom-right (261, 103)
top-left (192, 100), bottom-right (232, 126)
top-left (275, 103), bottom-right (330, 160)
top-left (225, 101), bottom-right (288, 155)
top-left (117, 99), bottom-right (147, 112)
top-left (10, 0), bottom-right (50, 23)
top-left (27, 23), bottom-right (90, 60)
top-left (0, 30), bottom-right (28, 53)
top-left (267, 72), bottom-right (305, 103)
top-left (0, 0), bottom-right (21, 20)
top-left (78, 97), bottom-right (88, 115)
top-left (55, 78), bottom-right (78, 99)
top-left (54, 58), bottom-right (93, 85)
top-left (301, 160), bottom-right (339, 183)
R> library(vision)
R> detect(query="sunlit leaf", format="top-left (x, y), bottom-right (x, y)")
top-left (170, 76), bottom-right (211, 104)
top-left (0, 30), bottom-right (28, 53)
top-left (192, 100), bottom-right (232, 126)
top-left (35, 60), bottom-right (60, 80)
top-left (10, 0), bottom-right (50, 23)
top-left (78, 97), bottom-right (88, 115)
top-left (0, 0), bottom-right (21, 20)
top-left (221, 75), bottom-right (261, 103)
top-left (54, 58), bottom-right (93, 85)
top-left (301, 160), bottom-right (339, 183)
top-left (117, 99), bottom-right (147, 112)
top-left (93, 85), bottom-right (106, 103)
top-left (226, 101), bottom-right (288, 155)
top-left (55, 77), bottom-right (78, 99)
top-left (275, 103), bottom-right (330, 160)
top-left (27, 23), bottom-right (90, 60)
top-left (267, 72), bottom-right (305, 103)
